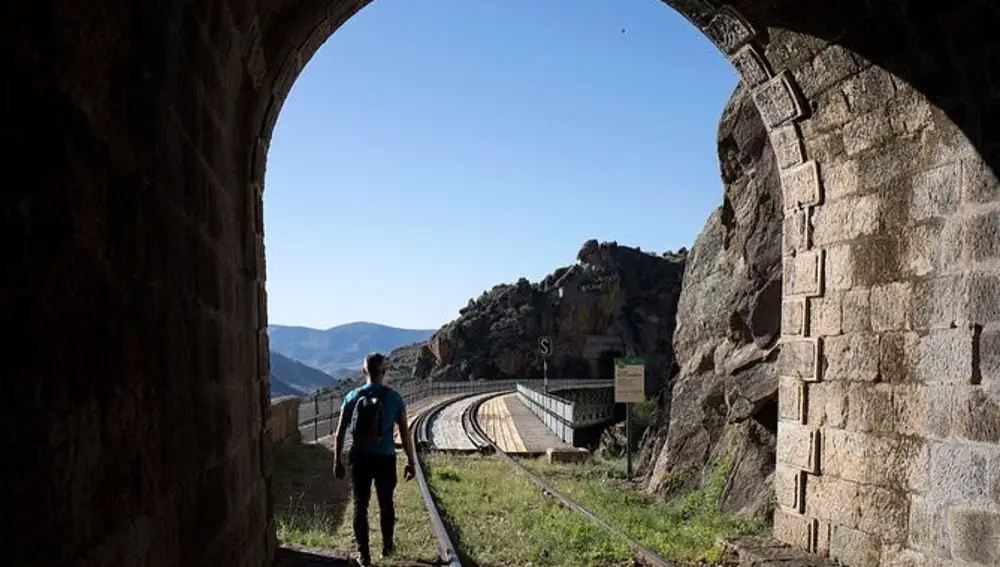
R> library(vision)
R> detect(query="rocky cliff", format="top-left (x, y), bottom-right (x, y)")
top-left (383, 243), bottom-right (686, 384)
top-left (638, 83), bottom-right (783, 519)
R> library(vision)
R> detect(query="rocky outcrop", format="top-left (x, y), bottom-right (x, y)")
top-left (386, 242), bottom-right (686, 384)
top-left (639, 83), bottom-right (783, 519)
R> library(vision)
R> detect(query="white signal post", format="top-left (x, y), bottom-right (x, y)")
top-left (614, 357), bottom-right (645, 479)
top-left (539, 336), bottom-right (552, 393)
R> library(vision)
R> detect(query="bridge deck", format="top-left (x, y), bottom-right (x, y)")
top-left (478, 393), bottom-right (569, 454)
top-left (429, 392), bottom-right (496, 450)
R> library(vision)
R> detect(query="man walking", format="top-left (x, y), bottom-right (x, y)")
top-left (333, 353), bottom-right (416, 567)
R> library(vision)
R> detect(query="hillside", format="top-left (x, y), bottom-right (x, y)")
top-left (267, 321), bottom-right (435, 376)
top-left (378, 241), bottom-right (686, 386)
top-left (268, 351), bottom-right (340, 397)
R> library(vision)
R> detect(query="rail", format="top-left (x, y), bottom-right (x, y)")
top-left (462, 395), bottom-right (678, 567)
top-left (296, 378), bottom-right (611, 443)
top-left (410, 397), bottom-right (465, 567)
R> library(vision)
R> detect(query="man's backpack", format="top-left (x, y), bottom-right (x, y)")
top-left (350, 389), bottom-right (387, 448)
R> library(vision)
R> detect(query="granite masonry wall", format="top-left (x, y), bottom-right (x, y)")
top-left (3, 0), bottom-right (998, 566)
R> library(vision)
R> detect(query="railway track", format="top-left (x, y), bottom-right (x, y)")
top-left (461, 393), bottom-right (680, 567)
top-left (409, 394), bottom-right (472, 567)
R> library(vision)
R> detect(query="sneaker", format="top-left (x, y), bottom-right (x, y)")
top-left (353, 551), bottom-right (372, 567)
top-left (381, 544), bottom-right (394, 559)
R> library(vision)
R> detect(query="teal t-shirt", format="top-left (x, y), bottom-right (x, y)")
top-left (341, 383), bottom-right (406, 455)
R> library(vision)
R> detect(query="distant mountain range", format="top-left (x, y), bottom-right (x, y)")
top-left (267, 321), bottom-right (436, 378)
top-left (269, 352), bottom-right (342, 397)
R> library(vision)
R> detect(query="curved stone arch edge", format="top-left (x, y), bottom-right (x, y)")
top-left (243, 0), bottom-right (832, 536)
top-left (244, 2), bottom-right (817, 196)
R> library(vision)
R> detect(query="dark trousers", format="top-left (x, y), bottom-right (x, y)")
top-left (348, 451), bottom-right (397, 555)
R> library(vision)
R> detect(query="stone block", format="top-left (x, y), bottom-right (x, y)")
top-left (811, 517), bottom-right (833, 555)
top-left (702, 6), bottom-right (755, 54)
top-left (870, 282), bottom-right (912, 332)
top-left (968, 273), bottom-right (1000, 324)
top-left (851, 236), bottom-right (902, 287)
top-left (991, 451), bottom-right (1000, 507)
top-left (841, 65), bottom-right (896, 115)
top-left (887, 86), bottom-right (935, 135)
top-left (901, 221), bottom-right (942, 278)
top-left (770, 124), bottom-right (804, 170)
top-left (843, 109), bottom-right (893, 156)
top-left (953, 384), bottom-right (1000, 444)
top-left (914, 327), bottom-right (976, 384)
top-left (880, 546), bottom-right (937, 567)
top-left (779, 338), bottom-right (820, 381)
top-left (730, 44), bottom-right (771, 89)
top-left (842, 288), bottom-right (871, 333)
top-left (829, 525), bottom-right (882, 567)
top-left (946, 508), bottom-right (1000, 564)
top-left (782, 298), bottom-right (807, 336)
top-left (877, 331), bottom-right (917, 383)
top-left (805, 381), bottom-right (848, 428)
top-left (782, 161), bottom-right (823, 211)
top-left (809, 293), bottom-right (842, 337)
top-left (805, 474), bottom-right (909, 544)
top-left (910, 162), bottom-right (961, 222)
top-left (921, 385), bottom-right (954, 440)
top-left (545, 447), bottom-right (589, 464)
top-left (927, 440), bottom-right (996, 506)
top-left (794, 44), bottom-right (860, 100)
top-left (824, 244), bottom-right (854, 292)
top-left (776, 421), bottom-right (818, 473)
top-left (857, 133), bottom-right (923, 191)
top-left (938, 217), bottom-right (967, 274)
top-left (966, 210), bottom-right (1000, 262)
top-left (775, 463), bottom-right (805, 511)
top-left (851, 193), bottom-right (881, 237)
top-left (981, 325), bottom-right (1000, 385)
top-left (821, 333), bottom-right (878, 382)
top-left (910, 276), bottom-right (969, 331)
top-left (907, 495), bottom-right (950, 559)
top-left (962, 152), bottom-right (1000, 204)
top-left (846, 382), bottom-right (894, 434)
top-left (784, 249), bottom-right (823, 297)
top-left (821, 428), bottom-right (926, 492)
top-left (773, 507), bottom-right (811, 550)
top-left (753, 71), bottom-right (806, 129)
top-left (778, 376), bottom-right (805, 423)
top-left (811, 197), bottom-right (853, 247)
top-left (819, 157), bottom-right (860, 201)
top-left (782, 209), bottom-right (811, 255)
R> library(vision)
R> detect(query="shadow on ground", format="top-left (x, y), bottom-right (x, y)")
top-left (272, 441), bottom-right (351, 539)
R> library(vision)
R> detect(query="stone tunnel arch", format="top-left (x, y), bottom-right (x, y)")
top-left (6, 1), bottom-right (1000, 566)
top-left (596, 349), bottom-right (625, 380)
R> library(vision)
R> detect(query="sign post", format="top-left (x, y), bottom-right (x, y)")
top-left (539, 336), bottom-right (552, 393)
top-left (614, 356), bottom-right (645, 479)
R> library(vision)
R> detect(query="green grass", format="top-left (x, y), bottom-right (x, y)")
top-left (272, 443), bottom-right (636, 566)
top-left (520, 455), bottom-right (770, 565)
top-left (271, 441), bottom-right (438, 565)
top-left (424, 453), bottom-right (634, 567)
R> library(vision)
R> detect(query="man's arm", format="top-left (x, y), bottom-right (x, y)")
top-left (395, 407), bottom-right (417, 468)
top-left (333, 399), bottom-right (352, 465)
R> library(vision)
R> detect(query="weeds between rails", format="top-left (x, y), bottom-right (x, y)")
top-left (460, 393), bottom-right (682, 567)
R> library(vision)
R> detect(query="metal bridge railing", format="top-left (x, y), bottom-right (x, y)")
top-left (515, 381), bottom-right (618, 444)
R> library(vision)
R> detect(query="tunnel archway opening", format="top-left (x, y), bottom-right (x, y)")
top-left (595, 350), bottom-right (624, 380)
top-left (7, 0), bottom-right (1000, 566)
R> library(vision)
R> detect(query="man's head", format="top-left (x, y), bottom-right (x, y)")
top-left (363, 352), bottom-right (388, 383)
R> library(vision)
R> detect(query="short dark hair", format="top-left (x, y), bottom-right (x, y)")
top-left (363, 353), bottom-right (387, 376)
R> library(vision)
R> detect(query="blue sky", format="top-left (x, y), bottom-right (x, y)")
top-left (263, 0), bottom-right (738, 330)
